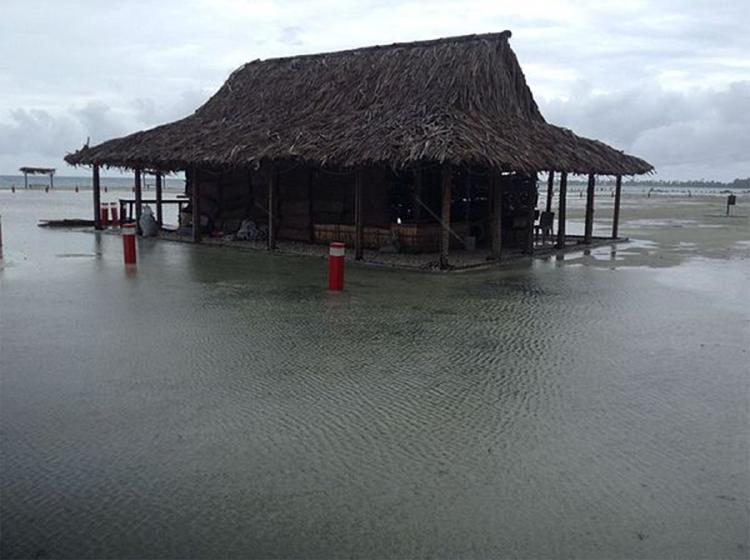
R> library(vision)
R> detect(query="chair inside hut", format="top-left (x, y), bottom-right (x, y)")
top-left (178, 163), bottom-right (540, 255)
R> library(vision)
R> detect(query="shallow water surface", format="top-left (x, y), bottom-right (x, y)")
top-left (1, 191), bottom-right (749, 559)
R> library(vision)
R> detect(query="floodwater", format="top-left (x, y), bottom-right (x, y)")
top-left (1, 189), bottom-right (749, 559)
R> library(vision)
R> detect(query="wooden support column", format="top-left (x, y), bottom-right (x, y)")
top-left (525, 179), bottom-right (536, 254)
top-left (23, 172), bottom-right (28, 189)
top-left (307, 169), bottom-right (315, 242)
top-left (354, 168), bottom-right (364, 260)
top-left (464, 171), bottom-right (471, 222)
top-left (49, 172), bottom-right (54, 190)
top-left (612, 174), bottom-right (622, 239)
top-left (190, 167), bottom-right (201, 243)
top-left (439, 162), bottom-right (452, 269)
top-left (134, 168), bottom-right (143, 235)
top-left (155, 172), bottom-right (163, 227)
top-left (413, 165), bottom-right (422, 222)
top-left (545, 171), bottom-right (554, 213)
top-left (556, 171), bottom-right (568, 249)
top-left (92, 165), bottom-right (102, 229)
top-left (245, 169), bottom-right (254, 227)
top-left (584, 173), bottom-right (595, 243)
top-left (267, 166), bottom-right (277, 250)
top-left (491, 172), bottom-right (503, 259)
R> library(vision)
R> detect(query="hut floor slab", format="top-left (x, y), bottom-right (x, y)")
top-left (153, 230), bottom-right (627, 272)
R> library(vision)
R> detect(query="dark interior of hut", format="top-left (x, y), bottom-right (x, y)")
top-left (182, 165), bottom-right (538, 254)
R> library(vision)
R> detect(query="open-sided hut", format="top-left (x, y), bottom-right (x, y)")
top-left (19, 167), bottom-right (55, 189)
top-left (66, 31), bottom-right (652, 267)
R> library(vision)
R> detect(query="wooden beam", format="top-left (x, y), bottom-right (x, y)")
top-left (246, 168), bottom-right (255, 230)
top-left (556, 171), bottom-right (568, 249)
top-left (267, 166), bottom-right (277, 250)
top-left (491, 172), bottom-right (503, 259)
top-left (464, 170), bottom-right (471, 222)
top-left (134, 168), bottom-right (143, 235)
top-left (413, 165), bottom-right (422, 222)
top-left (354, 168), bottom-right (364, 260)
top-left (584, 173), bottom-right (595, 243)
top-left (92, 165), bottom-right (102, 230)
top-left (525, 177), bottom-right (536, 254)
top-left (307, 168), bottom-right (315, 242)
top-left (155, 172), bottom-right (163, 227)
top-left (439, 162), bottom-right (452, 269)
top-left (545, 171), bottom-right (554, 213)
top-left (191, 167), bottom-right (201, 243)
top-left (612, 174), bottom-right (622, 239)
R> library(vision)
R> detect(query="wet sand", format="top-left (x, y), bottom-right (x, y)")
top-left (1, 190), bottom-right (748, 559)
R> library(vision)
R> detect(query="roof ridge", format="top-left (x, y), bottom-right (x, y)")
top-left (245, 30), bottom-right (512, 66)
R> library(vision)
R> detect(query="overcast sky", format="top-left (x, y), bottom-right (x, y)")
top-left (1, 0), bottom-right (748, 180)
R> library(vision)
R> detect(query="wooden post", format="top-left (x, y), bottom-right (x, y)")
top-left (244, 168), bottom-right (253, 225)
top-left (525, 179), bottom-right (536, 254)
top-left (49, 172), bottom-right (54, 190)
top-left (23, 172), bottom-right (27, 189)
top-left (556, 171), bottom-right (567, 249)
top-left (267, 166), bottom-right (277, 250)
top-left (491, 172), bottom-right (503, 259)
top-left (354, 168), bottom-right (364, 260)
top-left (584, 173), bottom-right (595, 243)
top-left (134, 168), bottom-right (143, 235)
top-left (545, 171), bottom-right (554, 213)
top-left (92, 165), bottom-right (102, 229)
top-left (612, 175), bottom-right (622, 239)
top-left (413, 165), bottom-right (422, 222)
top-left (464, 171), bottom-right (471, 222)
top-left (191, 167), bottom-right (201, 243)
top-left (439, 162), bottom-right (452, 269)
top-left (307, 168), bottom-right (315, 242)
top-left (155, 172), bottom-right (163, 227)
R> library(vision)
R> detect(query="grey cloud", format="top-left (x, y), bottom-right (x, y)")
top-left (540, 81), bottom-right (750, 180)
top-left (0, 109), bottom-right (79, 158)
top-left (0, 0), bottom-right (748, 178)
top-left (131, 89), bottom-right (210, 126)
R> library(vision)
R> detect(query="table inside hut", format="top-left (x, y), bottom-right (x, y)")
top-left (119, 196), bottom-right (188, 228)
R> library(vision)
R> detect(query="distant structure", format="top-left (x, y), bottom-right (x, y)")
top-left (66, 31), bottom-right (652, 267)
top-left (19, 167), bottom-right (55, 190)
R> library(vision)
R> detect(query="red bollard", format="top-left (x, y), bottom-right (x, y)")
top-left (122, 223), bottom-right (136, 265)
top-left (328, 242), bottom-right (345, 291)
top-left (110, 203), bottom-right (119, 227)
top-left (100, 203), bottom-right (110, 228)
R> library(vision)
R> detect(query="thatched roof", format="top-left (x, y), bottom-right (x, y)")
top-left (20, 167), bottom-right (55, 174)
top-left (65, 31), bottom-right (652, 175)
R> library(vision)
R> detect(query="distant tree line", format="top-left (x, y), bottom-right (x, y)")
top-left (565, 177), bottom-right (749, 189)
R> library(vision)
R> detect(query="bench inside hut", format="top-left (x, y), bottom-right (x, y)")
top-left (178, 165), bottom-right (539, 253)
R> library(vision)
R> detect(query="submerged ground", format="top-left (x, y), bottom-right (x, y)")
top-left (1, 189), bottom-right (748, 559)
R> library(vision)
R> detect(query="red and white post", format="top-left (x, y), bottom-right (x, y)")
top-left (328, 242), bottom-right (345, 291)
top-left (100, 203), bottom-right (110, 228)
top-left (122, 223), bottom-right (137, 265)
top-left (110, 202), bottom-right (120, 228)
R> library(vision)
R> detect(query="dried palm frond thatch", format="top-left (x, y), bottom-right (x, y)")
top-left (65, 31), bottom-right (652, 175)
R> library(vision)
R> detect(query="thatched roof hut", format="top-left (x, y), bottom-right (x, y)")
top-left (65, 31), bottom-right (652, 176)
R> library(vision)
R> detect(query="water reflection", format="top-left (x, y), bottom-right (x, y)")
top-left (1, 191), bottom-right (748, 559)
